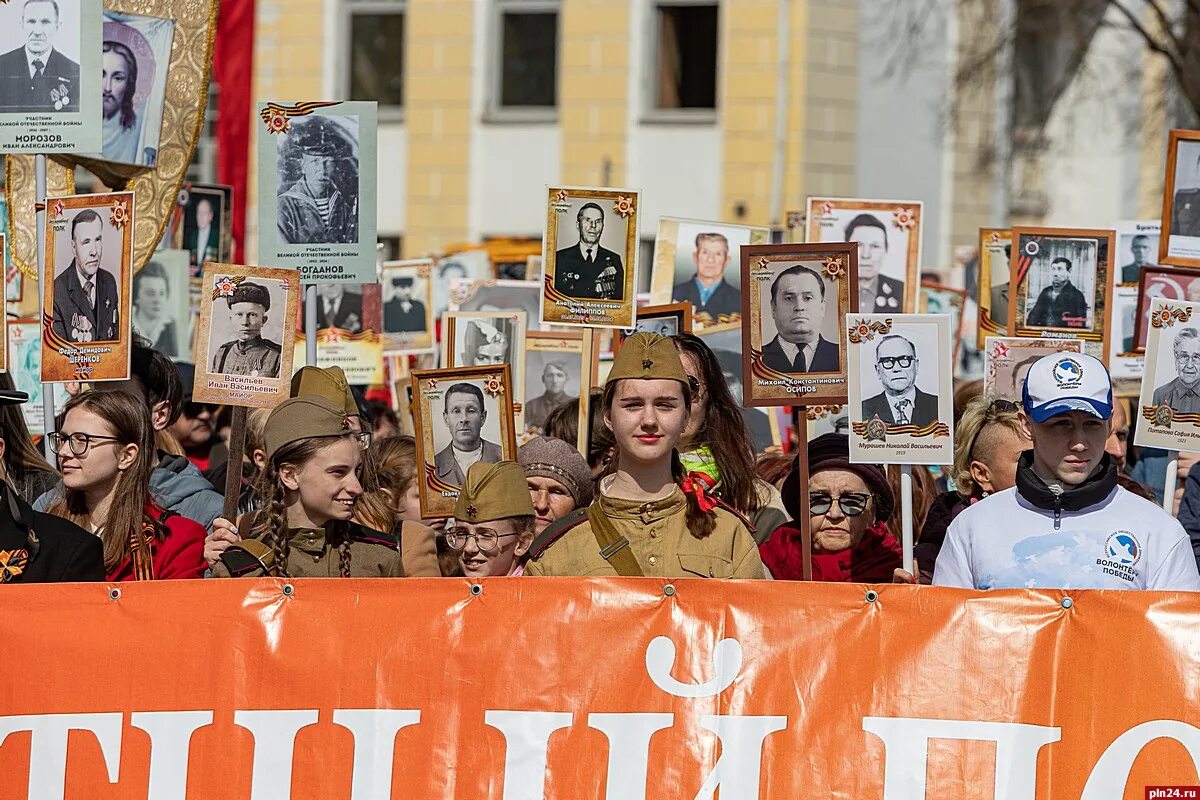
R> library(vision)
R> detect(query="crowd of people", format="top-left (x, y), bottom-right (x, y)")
top-left (3, 330), bottom-right (1199, 591)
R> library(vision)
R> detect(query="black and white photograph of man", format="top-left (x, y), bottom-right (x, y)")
top-left (383, 274), bottom-right (427, 333)
top-left (989, 243), bottom-right (1011, 325)
top-left (760, 264), bottom-right (839, 374)
top-left (1121, 233), bottom-right (1158, 283)
top-left (524, 359), bottom-right (572, 431)
top-left (633, 316), bottom-right (680, 337)
top-left (553, 201), bottom-right (624, 300)
top-left (183, 190), bottom-right (223, 273)
top-left (209, 280), bottom-right (283, 378)
top-left (846, 213), bottom-right (904, 313)
top-left (861, 334), bottom-right (938, 427)
top-left (1152, 326), bottom-right (1200, 414)
top-left (1024, 255), bottom-right (1090, 329)
top-left (100, 12), bottom-right (173, 167)
top-left (312, 283), bottom-right (363, 333)
top-left (433, 382), bottom-right (503, 486)
top-left (1171, 141), bottom-right (1200, 241)
top-left (51, 208), bottom-right (120, 343)
top-left (0, 0), bottom-right (81, 113)
top-left (276, 114), bottom-right (359, 245)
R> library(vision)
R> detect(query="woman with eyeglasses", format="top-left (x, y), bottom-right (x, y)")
top-left (445, 460), bottom-right (536, 578)
top-left (210, 396), bottom-right (404, 579)
top-left (759, 433), bottom-right (901, 582)
top-left (44, 390), bottom-right (207, 581)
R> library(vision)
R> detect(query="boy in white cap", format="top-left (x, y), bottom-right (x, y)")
top-left (934, 352), bottom-right (1200, 590)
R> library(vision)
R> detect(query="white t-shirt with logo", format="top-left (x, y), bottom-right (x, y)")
top-left (933, 485), bottom-right (1200, 591)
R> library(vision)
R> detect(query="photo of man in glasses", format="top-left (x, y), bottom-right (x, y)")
top-left (860, 333), bottom-right (938, 426)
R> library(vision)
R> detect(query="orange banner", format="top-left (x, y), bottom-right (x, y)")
top-left (1, 579), bottom-right (1199, 799)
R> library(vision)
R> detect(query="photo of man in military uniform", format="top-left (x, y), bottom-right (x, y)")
top-left (210, 281), bottom-right (282, 378)
top-left (553, 202), bottom-right (624, 300)
top-left (276, 114), bottom-right (359, 245)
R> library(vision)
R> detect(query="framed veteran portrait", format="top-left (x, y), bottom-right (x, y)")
top-left (1160, 129), bottom-right (1200, 268)
top-left (132, 248), bottom-right (189, 359)
top-left (180, 183), bottom-right (228, 275)
top-left (299, 283), bottom-right (383, 384)
top-left (846, 314), bottom-right (954, 465)
top-left (977, 228), bottom-right (1011, 347)
top-left (193, 263), bottom-right (299, 407)
top-left (1115, 219), bottom-right (1161, 285)
top-left (411, 364), bottom-right (517, 518)
top-left (650, 216), bottom-right (770, 333)
top-left (614, 302), bottom-right (692, 354)
top-left (523, 330), bottom-right (595, 442)
top-left (1008, 226), bottom-right (1113, 346)
top-left (434, 249), bottom-right (491, 321)
top-left (256, 100), bottom-right (377, 283)
top-left (98, 10), bottom-right (174, 168)
top-left (919, 282), bottom-right (967, 366)
top-left (700, 326), bottom-right (779, 452)
top-left (442, 311), bottom-right (527, 421)
top-left (741, 242), bottom-right (856, 407)
top-left (1133, 265), bottom-right (1200, 352)
top-left (983, 336), bottom-right (1084, 402)
top-left (0, 0), bottom-right (102, 152)
top-left (449, 278), bottom-right (552, 331)
top-left (1108, 285), bottom-right (1143, 397)
top-left (1135, 299), bottom-right (1200, 450)
top-left (805, 197), bottom-right (922, 314)
top-left (541, 185), bottom-right (639, 329)
top-left (381, 259), bottom-right (434, 354)
top-left (42, 192), bottom-right (134, 383)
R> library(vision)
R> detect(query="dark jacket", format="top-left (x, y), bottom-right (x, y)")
top-left (316, 291), bottom-right (364, 332)
top-left (862, 275), bottom-right (905, 312)
top-left (861, 388), bottom-right (939, 426)
top-left (1026, 281), bottom-right (1088, 328)
top-left (553, 243), bottom-right (624, 299)
top-left (434, 440), bottom-right (503, 485)
top-left (672, 277), bottom-right (741, 321)
top-left (0, 482), bottom-right (103, 583)
top-left (384, 298), bottom-right (427, 332)
top-left (0, 47), bottom-right (80, 113)
top-left (916, 490), bottom-right (972, 584)
top-left (51, 260), bottom-right (120, 343)
top-left (761, 335), bottom-right (839, 374)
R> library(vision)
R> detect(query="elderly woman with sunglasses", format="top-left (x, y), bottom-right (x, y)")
top-left (759, 433), bottom-right (901, 582)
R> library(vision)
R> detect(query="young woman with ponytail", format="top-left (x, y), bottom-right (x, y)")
top-left (209, 396), bottom-right (404, 578)
top-left (45, 390), bottom-right (207, 581)
top-left (525, 332), bottom-right (765, 579)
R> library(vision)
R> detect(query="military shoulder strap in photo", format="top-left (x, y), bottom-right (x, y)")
top-left (586, 504), bottom-right (643, 577)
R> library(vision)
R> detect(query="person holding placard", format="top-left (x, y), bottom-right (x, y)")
top-left (934, 352), bottom-right (1200, 590)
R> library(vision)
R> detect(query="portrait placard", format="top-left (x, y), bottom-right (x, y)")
top-left (919, 282), bottom-right (967, 367)
top-left (523, 330), bottom-right (595, 445)
top-left (1135, 299), bottom-right (1200, 450)
top-left (179, 183), bottom-right (230, 275)
top-left (741, 242), bottom-right (856, 407)
top-left (0, 0), bottom-right (102, 153)
top-left (805, 197), bottom-right (922, 313)
top-left (541, 185), bottom-right (639, 329)
top-left (983, 336), bottom-right (1084, 402)
top-left (381, 259), bottom-right (434, 354)
top-left (434, 249), bottom-right (491, 320)
top-left (0, 203), bottom-right (17, 304)
top-left (805, 404), bottom-right (850, 440)
top-left (1007, 226), bottom-right (1114, 347)
top-left (300, 283), bottom-right (383, 384)
top-left (42, 192), bottom-right (133, 383)
top-left (411, 365), bottom-right (517, 518)
top-left (699, 326), bottom-right (779, 453)
top-left (785, 210), bottom-right (804, 244)
top-left (976, 227), bottom-right (1011, 347)
top-left (1160, 129), bottom-right (1200, 268)
top-left (442, 311), bottom-right (527, 421)
top-left (193, 263), bottom-right (299, 407)
top-left (846, 314), bottom-right (954, 465)
top-left (1133, 265), bottom-right (1200, 352)
top-left (132, 248), bottom-right (189, 360)
top-left (650, 216), bottom-right (770, 333)
top-left (1108, 285), bottom-right (1144, 397)
top-left (96, 10), bottom-right (174, 168)
top-left (449, 279), bottom-right (552, 331)
top-left (256, 100), bottom-right (377, 283)
top-left (1115, 219), bottom-right (1161, 285)
top-left (8, 320), bottom-right (68, 434)
top-left (615, 302), bottom-right (692, 354)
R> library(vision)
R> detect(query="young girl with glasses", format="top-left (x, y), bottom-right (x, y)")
top-left (445, 460), bottom-right (536, 578)
top-left (45, 390), bottom-right (207, 581)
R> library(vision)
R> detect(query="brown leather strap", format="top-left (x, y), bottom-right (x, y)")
top-left (587, 504), bottom-right (643, 577)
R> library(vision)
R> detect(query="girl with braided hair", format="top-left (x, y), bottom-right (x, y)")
top-left (44, 390), bottom-right (206, 581)
top-left (209, 396), bottom-right (404, 578)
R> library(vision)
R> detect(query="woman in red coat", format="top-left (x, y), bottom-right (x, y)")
top-left (45, 390), bottom-right (206, 580)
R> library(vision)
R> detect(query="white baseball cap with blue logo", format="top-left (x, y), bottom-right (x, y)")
top-left (1021, 352), bottom-right (1113, 422)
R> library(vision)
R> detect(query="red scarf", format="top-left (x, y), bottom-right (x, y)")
top-left (760, 520), bottom-right (902, 582)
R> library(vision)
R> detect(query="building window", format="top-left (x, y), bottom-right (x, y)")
top-left (492, 0), bottom-right (558, 116)
top-left (654, 3), bottom-right (718, 110)
top-left (347, 0), bottom-right (405, 111)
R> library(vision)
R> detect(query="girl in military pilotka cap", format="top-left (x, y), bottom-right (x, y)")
top-left (447, 460), bottom-right (537, 577)
top-left (209, 395), bottom-right (404, 578)
top-left (525, 332), bottom-right (766, 579)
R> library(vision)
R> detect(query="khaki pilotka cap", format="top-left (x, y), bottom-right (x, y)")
top-left (290, 365), bottom-right (357, 416)
top-left (265, 396), bottom-right (352, 458)
top-left (607, 332), bottom-right (688, 385)
top-left (454, 461), bottom-right (535, 523)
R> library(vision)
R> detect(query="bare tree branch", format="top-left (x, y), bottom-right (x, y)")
top-left (1144, 0), bottom-right (1186, 58)
top-left (1109, 0), bottom-right (1184, 72)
